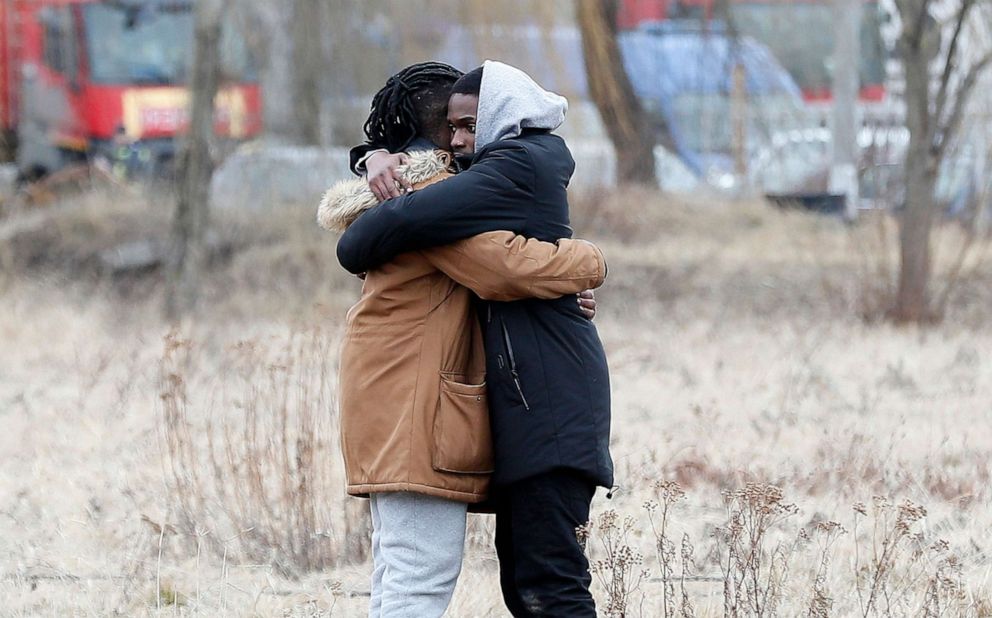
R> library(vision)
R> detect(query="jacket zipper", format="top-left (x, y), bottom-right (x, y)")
top-left (500, 319), bottom-right (530, 411)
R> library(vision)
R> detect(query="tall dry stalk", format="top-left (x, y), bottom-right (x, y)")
top-left (645, 480), bottom-right (688, 618)
top-left (159, 327), bottom-right (363, 577)
top-left (677, 533), bottom-right (697, 618)
top-left (579, 509), bottom-right (649, 617)
top-left (848, 497), bottom-right (973, 617)
top-left (716, 483), bottom-right (799, 617)
top-left (805, 520), bottom-right (846, 617)
top-left (850, 211), bottom-right (898, 322)
top-left (921, 541), bottom-right (967, 617)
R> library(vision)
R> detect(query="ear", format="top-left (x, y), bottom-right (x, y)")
top-left (436, 150), bottom-right (453, 171)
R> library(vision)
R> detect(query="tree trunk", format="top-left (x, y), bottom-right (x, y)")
top-left (576, 0), bottom-right (660, 186)
top-left (166, 0), bottom-right (225, 319)
top-left (892, 37), bottom-right (937, 323)
top-left (292, 0), bottom-right (323, 146)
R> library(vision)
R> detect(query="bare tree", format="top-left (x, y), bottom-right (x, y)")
top-left (576, 0), bottom-right (661, 185)
top-left (166, 0), bottom-right (227, 319)
top-left (891, 0), bottom-right (992, 323)
top-left (292, 0), bottom-right (324, 146)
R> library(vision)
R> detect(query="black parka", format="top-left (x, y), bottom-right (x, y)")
top-left (337, 130), bottom-right (613, 489)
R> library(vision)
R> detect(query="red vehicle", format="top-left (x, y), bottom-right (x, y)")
top-left (618, 0), bottom-right (888, 105)
top-left (0, 0), bottom-right (261, 178)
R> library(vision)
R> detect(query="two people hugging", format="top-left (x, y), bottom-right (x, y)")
top-left (318, 60), bottom-right (613, 617)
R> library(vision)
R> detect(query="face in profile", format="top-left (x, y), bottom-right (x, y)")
top-left (447, 93), bottom-right (479, 155)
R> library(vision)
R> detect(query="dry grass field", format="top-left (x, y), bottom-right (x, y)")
top-left (1, 187), bottom-right (990, 616)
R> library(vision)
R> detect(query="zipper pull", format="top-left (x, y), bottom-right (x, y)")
top-left (497, 354), bottom-right (505, 370)
top-left (511, 370), bottom-right (530, 411)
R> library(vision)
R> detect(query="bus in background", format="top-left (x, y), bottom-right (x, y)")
top-left (435, 21), bottom-right (819, 193)
top-left (0, 0), bottom-right (262, 180)
top-left (617, 0), bottom-right (889, 111)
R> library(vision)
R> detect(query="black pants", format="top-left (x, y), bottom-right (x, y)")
top-left (494, 468), bottom-right (597, 617)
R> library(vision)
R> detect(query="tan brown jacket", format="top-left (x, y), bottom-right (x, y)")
top-left (320, 151), bottom-right (607, 503)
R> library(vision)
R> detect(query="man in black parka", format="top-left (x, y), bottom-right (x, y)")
top-left (338, 61), bottom-right (612, 617)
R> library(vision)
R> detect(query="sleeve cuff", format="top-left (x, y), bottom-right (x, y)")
top-left (356, 149), bottom-right (389, 174)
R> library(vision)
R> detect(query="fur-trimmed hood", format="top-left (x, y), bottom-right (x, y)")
top-left (317, 149), bottom-right (453, 232)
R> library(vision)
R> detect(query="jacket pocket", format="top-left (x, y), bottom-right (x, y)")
top-left (432, 375), bottom-right (495, 475)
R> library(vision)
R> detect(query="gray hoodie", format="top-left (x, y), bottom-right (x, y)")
top-left (475, 60), bottom-right (569, 152)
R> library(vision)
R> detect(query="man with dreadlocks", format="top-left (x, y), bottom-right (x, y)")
top-left (324, 62), bottom-right (608, 618)
top-left (349, 61), bottom-right (464, 202)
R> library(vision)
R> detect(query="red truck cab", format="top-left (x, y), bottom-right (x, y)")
top-left (0, 0), bottom-right (261, 178)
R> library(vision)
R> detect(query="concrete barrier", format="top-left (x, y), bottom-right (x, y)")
top-left (210, 139), bottom-right (700, 210)
top-left (211, 144), bottom-right (353, 211)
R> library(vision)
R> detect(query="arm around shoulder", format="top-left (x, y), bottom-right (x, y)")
top-left (422, 231), bottom-right (607, 302)
top-left (336, 142), bottom-right (536, 274)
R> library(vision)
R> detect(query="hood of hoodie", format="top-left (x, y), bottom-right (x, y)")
top-left (474, 60), bottom-right (568, 152)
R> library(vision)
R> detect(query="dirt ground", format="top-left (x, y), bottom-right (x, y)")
top-left (1, 188), bottom-right (990, 616)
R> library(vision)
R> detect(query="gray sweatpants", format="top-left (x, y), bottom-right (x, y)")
top-left (368, 492), bottom-right (468, 618)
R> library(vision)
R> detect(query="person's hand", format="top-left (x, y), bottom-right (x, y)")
top-left (578, 289), bottom-right (597, 320)
top-left (366, 152), bottom-right (412, 202)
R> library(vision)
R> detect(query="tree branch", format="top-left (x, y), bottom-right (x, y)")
top-left (935, 48), bottom-right (992, 158)
top-left (934, 0), bottom-right (975, 128)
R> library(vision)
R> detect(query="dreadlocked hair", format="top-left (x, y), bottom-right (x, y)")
top-left (363, 62), bottom-right (464, 152)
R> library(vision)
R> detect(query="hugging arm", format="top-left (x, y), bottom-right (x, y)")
top-left (349, 144), bottom-right (384, 175)
top-left (336, 143), bottom-right (535, 275)
top-left (350, 146), bottom-right (412, 201)
top-left (421, 232), bottom-right (607, 302)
